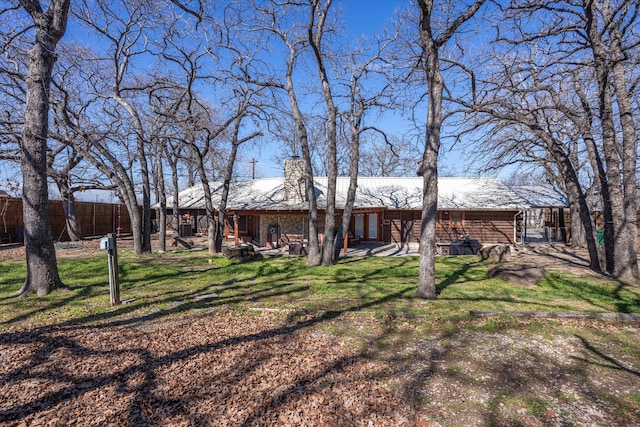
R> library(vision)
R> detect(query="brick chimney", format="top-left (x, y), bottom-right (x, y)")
top-left (284, 156), bottom-right (306, 204)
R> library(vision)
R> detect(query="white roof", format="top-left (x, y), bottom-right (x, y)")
top-left (508, 185), bottom-right (568, 208)
top-left (165, 176), bottom-right (529, 211)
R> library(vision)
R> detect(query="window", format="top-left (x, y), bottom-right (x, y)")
top-left (451, 211), bottom-right (463, 227)
top-left (355, 214), bottom-right (364, 238)
top-left (439, 211), bottom-right (463, 227)
top-left (438, 210), bottom-right (449, 228)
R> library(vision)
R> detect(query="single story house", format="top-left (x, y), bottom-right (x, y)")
top-left (165, 158), bottom-right (534, 248)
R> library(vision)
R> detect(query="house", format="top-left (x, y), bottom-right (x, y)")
top-left (165, 158), bottom-right (532, 248)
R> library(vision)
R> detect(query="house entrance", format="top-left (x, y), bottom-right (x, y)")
top-left (354, 213), bottom-right (379, 241)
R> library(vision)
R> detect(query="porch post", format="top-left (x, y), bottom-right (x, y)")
top-left (234, 215), bottom-right (239, 247)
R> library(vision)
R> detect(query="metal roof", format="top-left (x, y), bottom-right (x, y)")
top-left (165, 176), bottom-right (530, 211)
top-left (508, 185), bottom-right (568, 208)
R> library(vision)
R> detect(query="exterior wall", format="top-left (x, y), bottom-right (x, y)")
top-left (383, 209), bottom-right (517, 246)
top-left (214, 208), bottom-right (518, 247)
top-left (258, 213), bottom-right (309, 247)
top-left (437, 210), bottom-right (517, 244)
top-left (384, 210), bottom-right (421, 246)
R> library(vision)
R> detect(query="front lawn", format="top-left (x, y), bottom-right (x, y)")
top-left (2, 252), bottom-right (638, 330)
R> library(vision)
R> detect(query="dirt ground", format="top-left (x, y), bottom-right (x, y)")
top-left (1, 307), bottom-right (639, 426)
top-left (1, 239), bottom-right (639, 426)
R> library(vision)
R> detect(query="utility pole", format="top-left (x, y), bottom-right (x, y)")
top-left (249, 158), bottom-right (257, 179)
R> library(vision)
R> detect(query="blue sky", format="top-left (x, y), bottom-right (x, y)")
top-left (1, 1), bottom-right (492, 201)
top-left (339, 0), bottom-right (408, 35)
top-left (244, 0), bottom-right (483, 181)
top-left (245, 0), bottom-right (415, 179)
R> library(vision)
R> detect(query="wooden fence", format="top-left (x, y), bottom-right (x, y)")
top-left (0, 197), bottom-right (136, 243)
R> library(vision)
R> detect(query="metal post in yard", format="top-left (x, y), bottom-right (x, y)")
top-left (101, 233), bottom-right (121, 306)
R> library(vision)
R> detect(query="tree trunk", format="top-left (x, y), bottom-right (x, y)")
top-left (610, 50), bottom-right (639, 281)
top-left (333, 127), bottom-right (361, 261)
top-left (301, 130), bottom-right (322, 266)
top-left (416, 137), bottom-right (439, 299)
top-left (167, 153), bottom-right (180, 236)
top-left (415, 0), bottom-right (485, 298)
top-left (195, 155), bottom-right (216, 255)
top-left (575, 80), bottom-right (614, 272)
top-left (59, 184), bottom-right (83, 241)
top-left (545, 136), bottom-right (600, 271)
top-left (416, 1), bottom-right (441, 300)
top-left (18, 0), bottom-right (70, 297)
top-left (52, 175), bottom-right (83, 241)
top-left (284, 54), bottom-right (321, 266)
top-left (117, 177), bottom-right (144, 254)
top-left (155, 148), bottom-right (167, 253)
top-left (569, 203), bottom-right (585, 248)
top-left (112, 95), bottom-right (152, 254)
top-left (308, 0), bottom-right (339, 267)
top-left (216, 142), bottom-right (239, 253)
top-left (585, 0), bottom-right (635, 280)
top-left (139, 137), bottom-right (152, 253)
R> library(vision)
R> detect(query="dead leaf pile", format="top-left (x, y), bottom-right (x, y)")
top-left (0, 313), bottom-right (427, 426)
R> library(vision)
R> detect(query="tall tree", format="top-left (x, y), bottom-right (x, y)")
top-left (331, 34), bottom-right (399, 261)
top-left (13, 0), bottom-right (70, 296)
top-left (476, 0), bottom-right (640, 280)
top-left (415, 0), bottom-right (486, 299)
top-left (584, 0), bottom-right (639, 281)
top-left (72, 0), bottom-right (168, 253)
top-left (457, 50), bottom-right (604, 272)
top-left (215, 111), bottom-right (262, 252)
top-left (244, 0), bottom-right (324, 265)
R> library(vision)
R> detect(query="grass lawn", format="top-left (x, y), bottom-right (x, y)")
top-left (1, 249), bottom-right (639, 426)
top-left (1, 251), bottom-right (639, 329)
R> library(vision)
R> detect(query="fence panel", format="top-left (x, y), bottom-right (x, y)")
top-left (0, 197), bottom-right (138, 243)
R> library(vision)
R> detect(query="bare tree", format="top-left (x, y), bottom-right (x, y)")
top-left (247, 0), bottom-right (396, 266)
top-left (1, 26), bottom-right (113, 245)
top-left (584, 0), bottom-right (639, 281)
top-left (8, 0), bottom-right (70, 297)
top-left (414, 0), bottom-right (486, 299)
top-left (153, 9), bottom-right (259, 255)
top-left (458, 50), bottom-right (604, 271)
top-left (331, 32), bottom-right (399, 261)
top-left (50, 41), bottom-right (149, 254)
top-left (72, 0), bottom-right (171, 254)
top-left (470, 0), bottom-right (639, 280)
top-left (358, 135), bottom-right (421, 177)
top-left (241, 0), bottom-right (325, 264)
top-left (215, 110), bottom-right (262, 252)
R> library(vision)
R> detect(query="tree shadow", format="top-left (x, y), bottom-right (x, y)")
top-left (544, 273), bottom-right (640, 314)
top-left (2, 255), bottom-right (638, 425)
top-left (0, 286), bottom-right (416, 425)
top-left (572, 335), bottom-right (640, 377)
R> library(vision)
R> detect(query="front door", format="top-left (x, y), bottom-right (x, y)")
top-left (354, 213), bottom-right (379, 241)
top-left (368, 213), bottom-right (378, 240)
